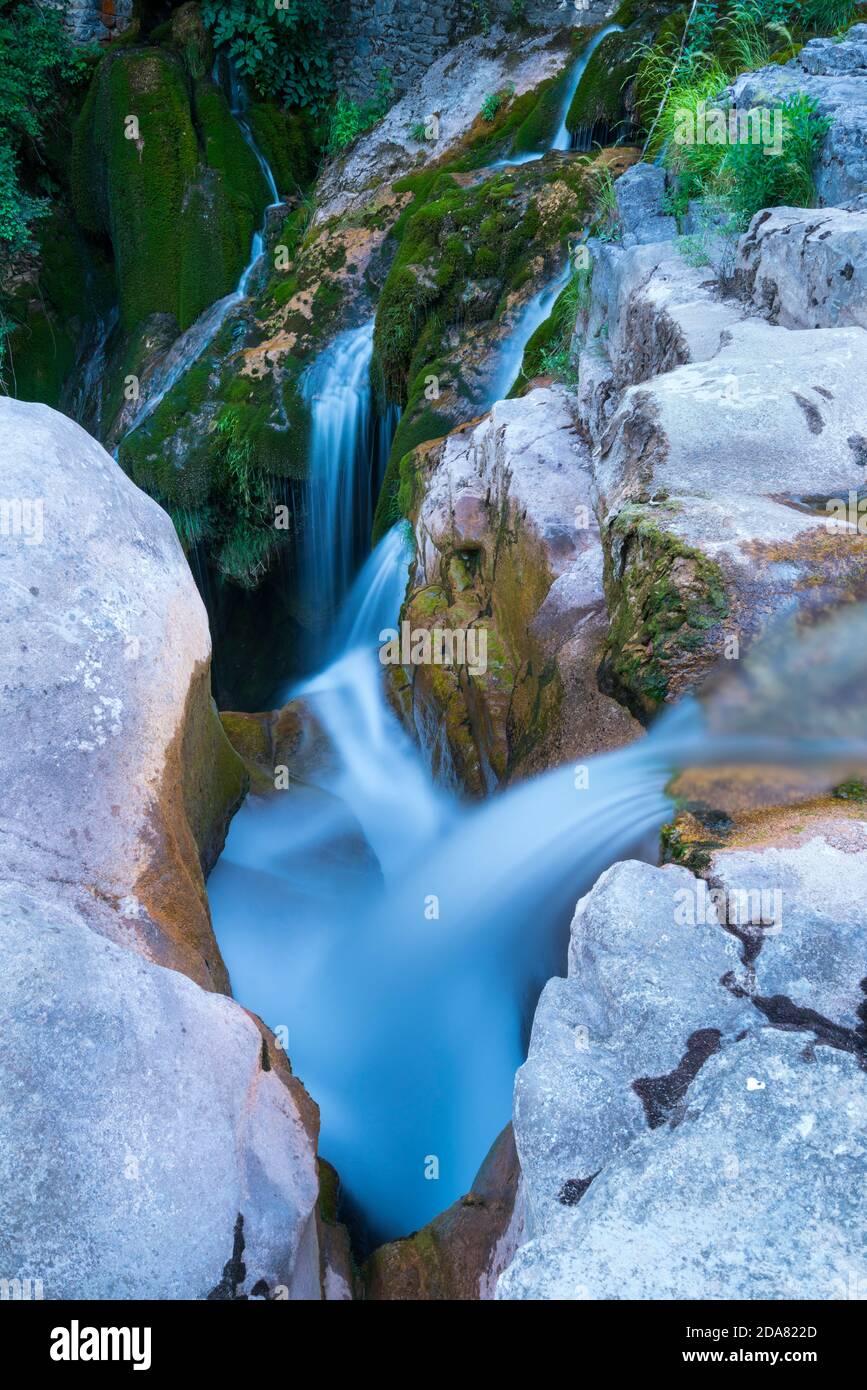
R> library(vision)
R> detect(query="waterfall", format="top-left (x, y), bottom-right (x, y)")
top-left (485, 261), bottom-right (572, 404)
top-left (210, 550), bottom-right (862, 1248)
top-left (209, 15), bottom-right (842, 1251)
top-left (294, 320), bottom-right (399, 660)
top-left (552, 23), bottom-right (625, 152)
top-left (485, 22), bottom-right (626, 171)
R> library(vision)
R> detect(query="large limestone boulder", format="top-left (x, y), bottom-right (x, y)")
top-left (0, 398), bottom-right (246, 991)
top-left (0, 400), bottom-right (325, 1299)
top-left (499, 832), bottom-right (867, 1300)
top-left (393, 387), bottom-right (638, 794)
top-left (0, 886), bottom-right (321, 1300)
top-left (500, 1030), bottom-right (867, 1300)
top-left (594, 318), bottom-right (867, 515)
top-left (710, 832), bottom-right (867, 1035)
top-left (576, 233), bottom-right (745, 445)
top-left (736, 204), bottom-right (867, 330)
top-left (514, 861), bottom-right (748, 1237)
top-left (724, 26), bottom-right (867, 208)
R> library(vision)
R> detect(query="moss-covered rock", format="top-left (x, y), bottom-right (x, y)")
top-left (599, 504), bottom-right (729, 724)
top-left (2, 207), bottom-right (114, 411)
top-left (565, 26), bottom-right (643, 146)
top-left (247, 103), bottom-right (322, 194)
top-left (72, 47), bottom-right (269, 332)
top-left (392, 387), bottom-right (639, 796)
top-left (371, 155), bottom-right (594, 542)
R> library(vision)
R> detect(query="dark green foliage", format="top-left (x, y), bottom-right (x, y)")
top-left (119, 325), bottom-right (310, 589)
top-left (0, 0), bottom-right (93, 252)
top-left (326, 69), bottom-right (394, 154)
top-left (724, 93), bottom-right (831, 222)
top-left (200, 0), bottom-right (333, 110)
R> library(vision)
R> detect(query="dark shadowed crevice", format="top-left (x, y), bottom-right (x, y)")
top-left (208, 1213), bottom-right (247, 1300)
top-left (558, 1173), bottom-right (598, 1206)
top-left (632, 1028), bottom-right (723, 1129)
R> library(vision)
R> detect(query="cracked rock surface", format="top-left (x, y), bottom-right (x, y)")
top-left (499, 836), bottom-right (867, 1300)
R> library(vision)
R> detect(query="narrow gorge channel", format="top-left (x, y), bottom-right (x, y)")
top-left (3, 0), bottom-right (867, 1320)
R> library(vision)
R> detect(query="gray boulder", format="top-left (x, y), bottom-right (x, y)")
top-left (0, 886), bottom-right (321, 1300)
top-left (612, 163), bottom-right (678, 248)
top-left (0, 398), bottom-right (246, 991)
top-left (576, 239), bottom-right (744, 445)
top-left (595, 317), bottom-right (867, 514)
top-left (500, 1029), bottom-right (867, 1300)
top-left (514, 861), bottom-right (748, 1235)
top-left (0, 401), bottom-right (324, 1300)
top-left (711, 830), bottom-right (867, 1036)
top-left (591, 313), bottom-right (867, 718)
top-left (737, 204), bottom-right (867, 330)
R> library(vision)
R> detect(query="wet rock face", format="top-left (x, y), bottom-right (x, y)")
top-left (499, 837), bottom-right (867, 1300)
top-left (394, 387), bottom-right (638, 795)
top-left (725, 25), bottom-right (867, 207)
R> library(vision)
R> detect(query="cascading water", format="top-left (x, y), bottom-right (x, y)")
top-left (486, 261), bottom-right (572, 404)
top-left (551, 23), bottom-right (626, 152)
top-left (210, 528), bottom-right (862, 1247)
top-left (296, 321), bottom-right (398, 649)
top-left (486, 22), bottom-right (625, 170)
top-left (206, 15), bottom-right (759, 1253)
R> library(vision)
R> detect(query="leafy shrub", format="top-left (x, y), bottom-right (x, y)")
top-left (481, 91), bottom-right (503, 123)
top-left (473, 0), bottom-right (493, 35)
top-left (0, 0), bottom-right (92, 252)
top-left (722, 92), bottom-right (831, 221)
top-left (637, 1), bottom-right (835, 231)
top-left (200, 0), bottom-right (333, 110)
top-left (326, 68), bottom-right (394, 153)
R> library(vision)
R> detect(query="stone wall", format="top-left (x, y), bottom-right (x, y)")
top-left (48, 0), bottom-right (133, 44)
top-left (331, 0), bottom-right (618, 102)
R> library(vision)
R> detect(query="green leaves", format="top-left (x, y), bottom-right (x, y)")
top-left (0, 0), bottom-right (92, 251)
top-left (200, 0), bottom-right (333, 111)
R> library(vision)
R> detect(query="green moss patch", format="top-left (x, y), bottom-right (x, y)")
top-left (72, 49), bottom-right (269, 332)
top-left (600, 506), bottom-right (729, 722)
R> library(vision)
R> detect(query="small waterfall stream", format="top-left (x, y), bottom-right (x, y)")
top-left (118, 65), bottom-right (283, 446)
top-left (297, 322), bottom-right (398, 651)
